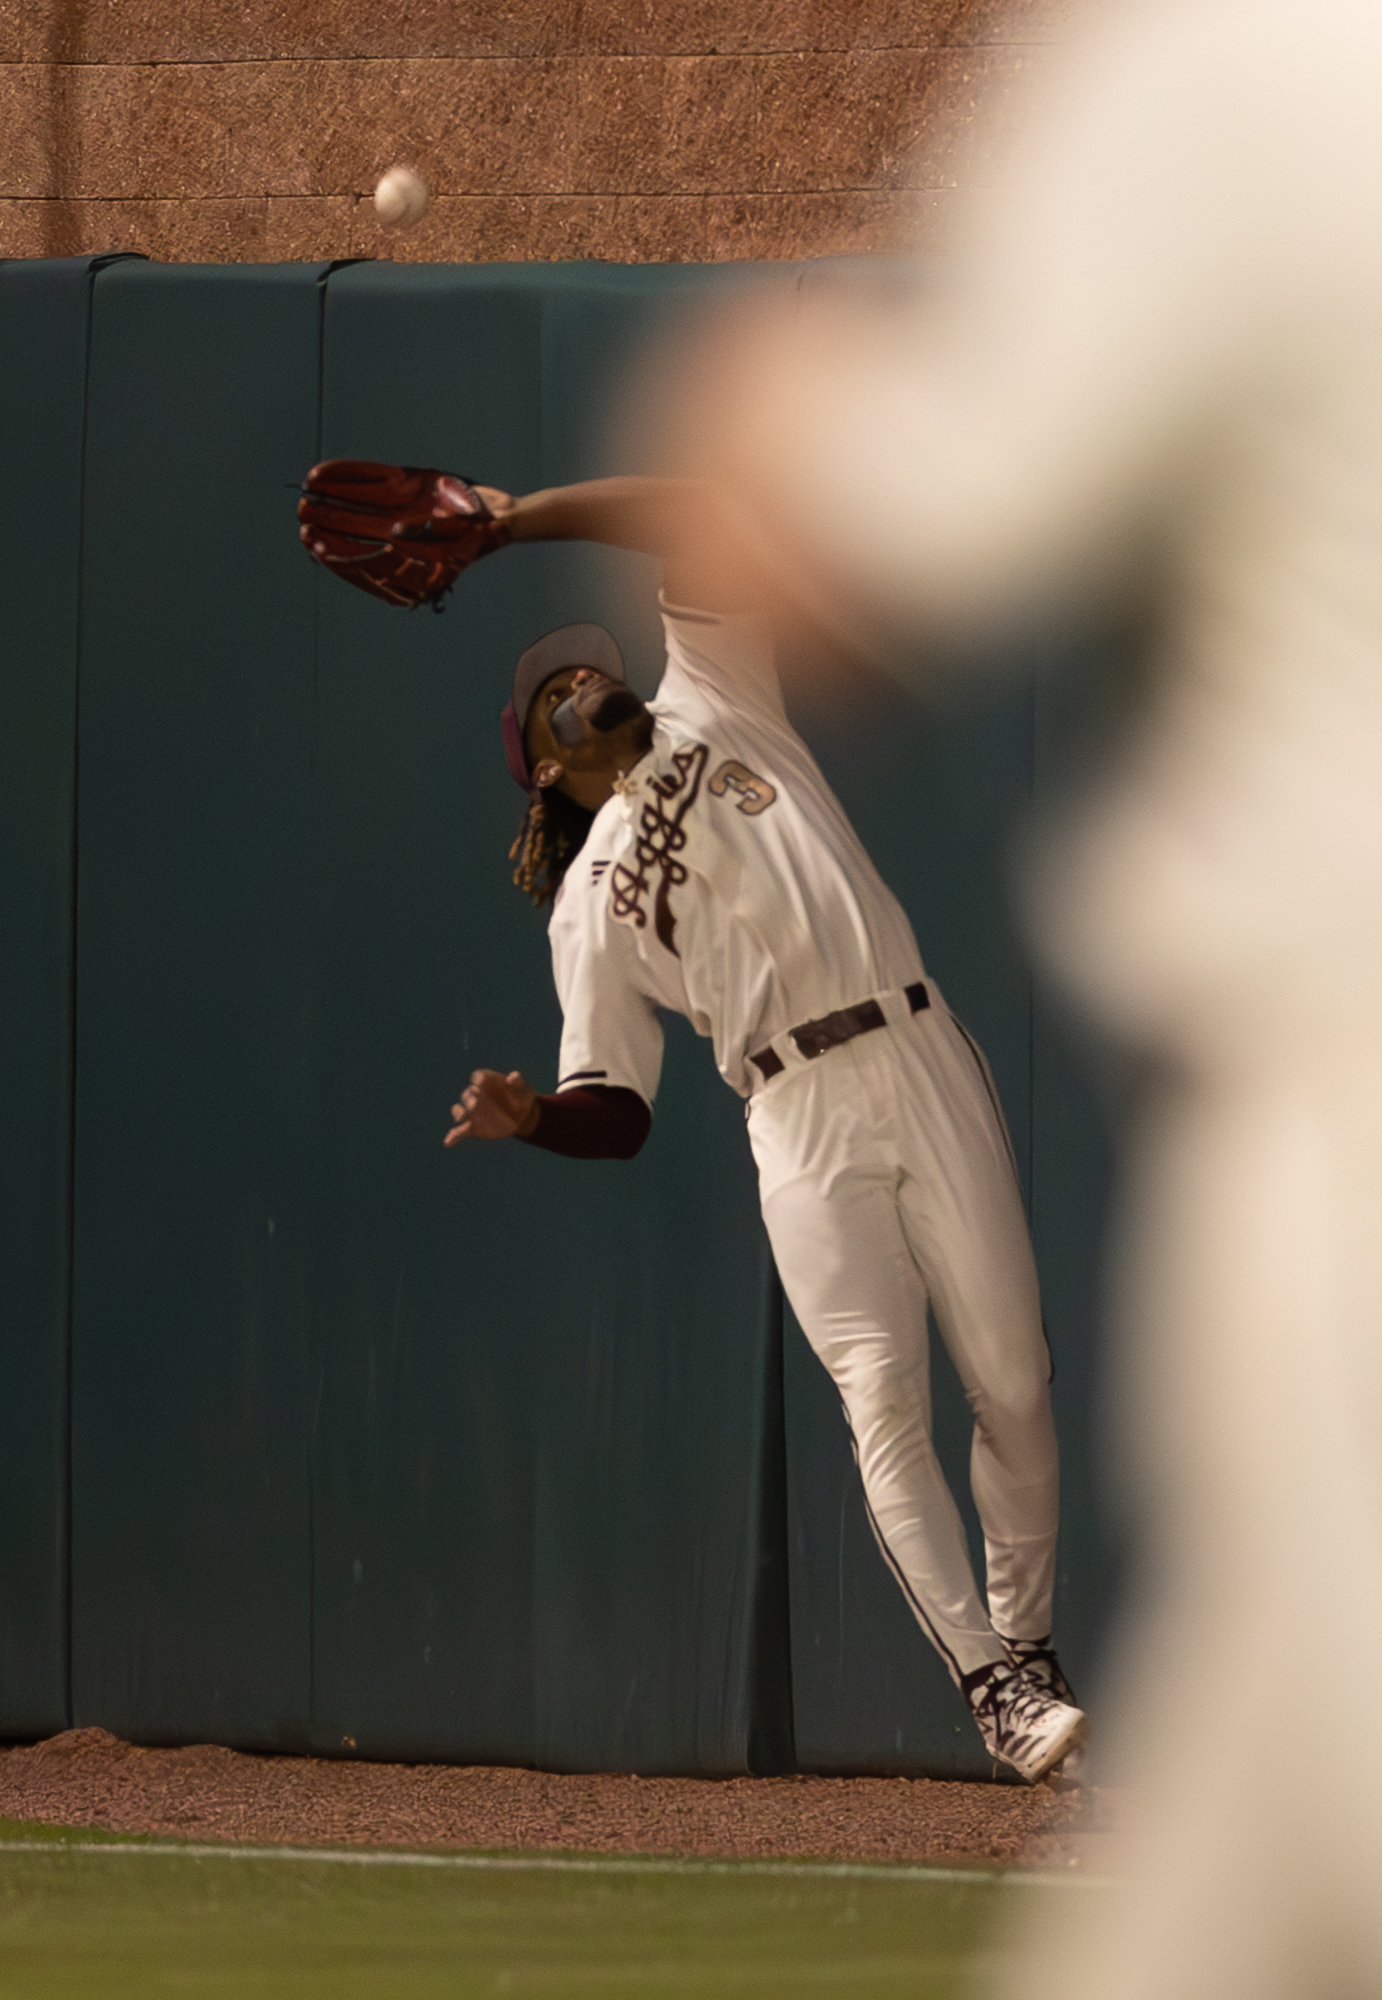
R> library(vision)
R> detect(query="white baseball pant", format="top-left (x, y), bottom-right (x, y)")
top-left (745, 993), bottom-right (1059, 1681)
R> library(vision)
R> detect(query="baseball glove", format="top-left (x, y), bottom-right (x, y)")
top-left (297, 459), bottom-right (512, 610)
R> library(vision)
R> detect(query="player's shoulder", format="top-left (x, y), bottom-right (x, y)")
top-left (658, 595), bottom-right (776, 678)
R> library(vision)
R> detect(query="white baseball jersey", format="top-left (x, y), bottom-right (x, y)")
top-left (547, 600), bottom-right (926, 1105)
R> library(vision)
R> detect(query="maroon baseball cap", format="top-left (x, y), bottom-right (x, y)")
top-left (500, 623), bottom-right (626, 790)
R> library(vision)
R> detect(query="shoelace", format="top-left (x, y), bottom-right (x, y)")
top-left (1005, 1641), bottom-right (1075, 1706)
top-left (994, 1670), bottom-right (1062, 1735)
top-left (962, 1659), bottom-right (1022, 1721)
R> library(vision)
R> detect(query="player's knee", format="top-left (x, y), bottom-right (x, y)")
top-left (971, 1369), bottom-right (1052, 1438)
top-left (821, 1348), bottom-right (927, 1429)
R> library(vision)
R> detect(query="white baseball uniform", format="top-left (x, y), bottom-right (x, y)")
top-left (547, 599), bottom-right (1059, 1681)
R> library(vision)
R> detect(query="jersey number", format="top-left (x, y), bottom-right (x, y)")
top-left (709, 760), bottom-right (777, 816)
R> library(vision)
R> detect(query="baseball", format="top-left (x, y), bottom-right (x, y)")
top-left (373, 165), bottom-right (429, 229)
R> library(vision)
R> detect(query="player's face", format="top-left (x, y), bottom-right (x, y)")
top-left (524, 666), bottom-right (651, 805)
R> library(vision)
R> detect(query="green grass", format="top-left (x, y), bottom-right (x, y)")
top-left (0, 1826), bottom-right (1059, 2000)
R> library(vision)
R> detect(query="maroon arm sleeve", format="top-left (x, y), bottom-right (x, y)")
top-left (516, 1084), bottom-right (651, 1161)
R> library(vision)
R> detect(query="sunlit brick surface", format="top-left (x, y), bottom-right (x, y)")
top-left (0, 0), bottom-right (1073, 263)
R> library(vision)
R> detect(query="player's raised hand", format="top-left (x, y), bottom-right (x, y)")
top-left (445, 1069), bottom-right (539, 1145)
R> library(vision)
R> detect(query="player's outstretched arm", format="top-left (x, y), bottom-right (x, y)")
top-left (495, 477), bottom-right (706, 558)
top-left (445, 1069), bottom-right (539, 1145)
top-left (298, 462), bottom-right (782, 622)
top-left (495, 476), bottom-right (777, 617)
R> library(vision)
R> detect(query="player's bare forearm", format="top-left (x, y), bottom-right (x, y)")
top-left (494, 477), bottom-right (711, 559)
top-left (488, 473), bottom-right (864, 638)
top-left (444, 1069), bottom-right (539, 1146)
top-left (494, 477), bottom-right (776, 617)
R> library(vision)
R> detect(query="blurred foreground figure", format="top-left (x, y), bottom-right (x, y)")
top-left (689, 1), bottom-right (1382, 1994)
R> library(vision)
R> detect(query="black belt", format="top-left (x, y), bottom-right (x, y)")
top-left (750, 981), bottom-right (929, 1083)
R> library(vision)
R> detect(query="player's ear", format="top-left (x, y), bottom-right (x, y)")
top-left (532, 758), bottom-right (564, 789)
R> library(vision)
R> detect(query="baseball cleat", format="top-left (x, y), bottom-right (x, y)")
top-left (1000, 1638), bottom-right (1087, 1783)
top-left (999, 1635), bottom-right (1077, 1708)
top-left (961, 1659), bottom-right (1086, 1785)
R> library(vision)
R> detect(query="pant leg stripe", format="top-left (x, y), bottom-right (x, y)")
top-left (949, 1013), bottom-right (1021, 1185)
top-left (948, 1013), bottom-right (1055, 1384)
top-left (839, 1402), bottom-right (965, 1685)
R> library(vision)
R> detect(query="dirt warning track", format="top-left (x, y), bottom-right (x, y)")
top-left (0, 1729), bottom-right (1123, 1871)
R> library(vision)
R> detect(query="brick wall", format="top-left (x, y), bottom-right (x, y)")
top-left (0, 0), bottom-right (1070, 263)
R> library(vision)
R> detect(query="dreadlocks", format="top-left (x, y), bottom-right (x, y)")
top-left (510, 786), bottom-right (596, 907)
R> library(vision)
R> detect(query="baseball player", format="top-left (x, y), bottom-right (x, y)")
top-left (297, 465), bottom-right (1085, 1784)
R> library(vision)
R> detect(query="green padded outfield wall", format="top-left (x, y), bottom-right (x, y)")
top-left (0, 252), bottom-right (145, 1737)
top-left (69, 262), bottom-right (329, 1748)
top-left (0, 256), bottom-right (98, 1737)
top-left (0, 255), bottom-right (1114, 1775)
